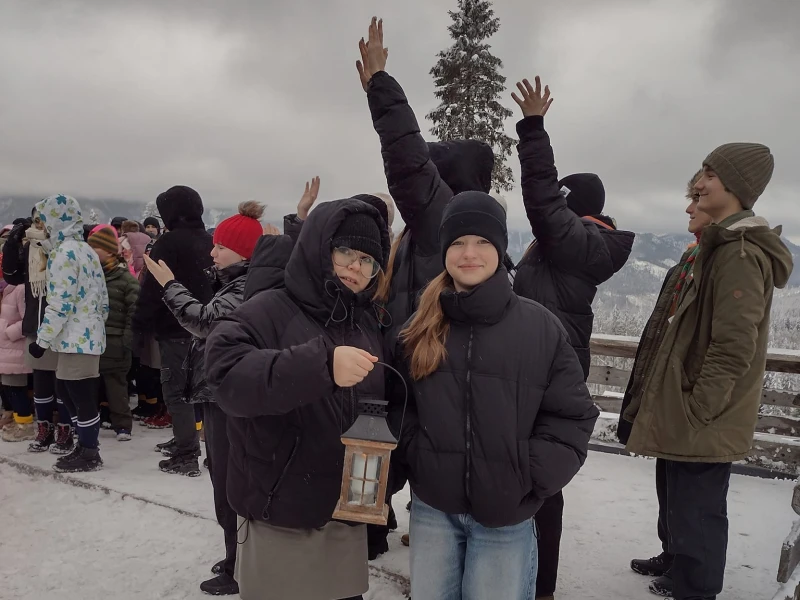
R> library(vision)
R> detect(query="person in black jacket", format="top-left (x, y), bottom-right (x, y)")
top-left (132, 186), bottom-right (213, 468)
top-left (205, 198), bottom-right (390, 600)
top-left (510, 77), bottom-right (635, 599)
top-left (2, 211), bottom-right (74, 454)
top-left (388, 191), bottom-right (598, 600)
top-left (357, 17), bottom-right (495, 558)
top-left (145, 201), bottom-right (266, 597)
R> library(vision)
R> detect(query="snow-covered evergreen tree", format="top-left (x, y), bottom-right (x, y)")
top-left (427, 0), bottom-right (515, 193)
top-left (142, 201), bottom-right (160, 221)
top-left (88, 208), bottom-right (99, 225)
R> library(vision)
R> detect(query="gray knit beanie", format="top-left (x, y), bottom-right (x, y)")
top-left (702, 143), bottom-right (774, 209)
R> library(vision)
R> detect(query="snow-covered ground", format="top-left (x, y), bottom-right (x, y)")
top-left (0, 424), bottom-right (796, 599)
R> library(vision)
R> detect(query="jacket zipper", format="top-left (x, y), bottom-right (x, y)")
top-left (465, 326), bottom-right (474, 503)
top-left (262, 435), bottom-right (301, 520)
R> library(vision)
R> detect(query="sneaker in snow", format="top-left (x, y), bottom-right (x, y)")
top-left (1, 422), bottom-right (36, 442)
top-left (200, 573), bottom-right (239, 596)
top-left (49, 424), bottom-right (75, 455)
top-left (211, 560), bottom-right (225, 575)
top-left (632, 552), bottom-right (674, 577)
top-left (53, 445), bottom-right (103, 473)
top-left (132, 403), bottom-right (158, 421)
top-left (100, 405), bottom-right (112, 429)
top-left (648, 572), bottom-right (674, 597)
top-left (159, 454), bottom-right (201, 477)
top-left (147, 412), bottom-right (173, 430)
top-left (28, 421), bottom-right (55, 452)
top-left (116, 429), bottom-right (132, 442)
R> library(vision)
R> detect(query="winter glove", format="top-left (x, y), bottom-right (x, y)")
top-left (28, 342), bottom-right (46, 359)
top-left (9, 219), bottom-right (31, 243)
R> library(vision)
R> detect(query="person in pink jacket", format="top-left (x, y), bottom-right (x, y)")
top-left (0, 225), bottom-right (34, 442)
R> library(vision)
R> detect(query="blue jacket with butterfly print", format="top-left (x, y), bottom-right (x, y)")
top-left (34, 194), bottom-right (109, 355)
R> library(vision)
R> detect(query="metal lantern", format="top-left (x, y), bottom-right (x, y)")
top-left (332, 395), bottom-right (397, 526)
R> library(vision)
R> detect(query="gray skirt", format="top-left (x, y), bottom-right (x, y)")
top-left (235, 517), bottom-right (369, 600)
top-left (24, 336), bottom-right (58, 371)
top-left (56, 353), bottom-right (100, 381)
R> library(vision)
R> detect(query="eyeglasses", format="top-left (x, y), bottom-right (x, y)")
top-left (332, 247), bottom-right (381, 279)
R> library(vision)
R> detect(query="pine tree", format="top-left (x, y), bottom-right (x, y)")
top-left (88, 208), bottom-right (99, 225)
top-left (427, 0), bottom-right (515, 193)
top-left (142, 201), bottom-right (159, 220)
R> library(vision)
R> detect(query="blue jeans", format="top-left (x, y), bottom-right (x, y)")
top-left (409, 493), bottom-right (536, 600)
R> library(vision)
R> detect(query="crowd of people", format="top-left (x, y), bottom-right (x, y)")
top-left (0, 16), bottom-right (793, 600)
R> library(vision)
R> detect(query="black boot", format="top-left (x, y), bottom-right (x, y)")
top-left (648, 571), bottom-right (673, 597)
top-left (211, 560), bottom-right (225, 575)
top-left (49, 424), bottom-right (75, 455)
top-left (159, 453), bottom-right (201, 477)
top-left (631, 551), bottom-right (673, 577)
top-left (53, 445), bottom-right (103, 473)
top-left (199, 573), bottom-right (239, 596)
top-left (28, 421), bottom-right (55, 452)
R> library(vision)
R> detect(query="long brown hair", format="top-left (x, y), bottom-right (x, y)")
top-left (400, 271), bottom-right (452, 380)
top-left (373, 228), bottom-right (406, 303)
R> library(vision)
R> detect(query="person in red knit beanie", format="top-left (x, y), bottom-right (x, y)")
top-left (212, 201), bottom-right (265, 264)
top-left (143, 199), bottom-right (268, 596)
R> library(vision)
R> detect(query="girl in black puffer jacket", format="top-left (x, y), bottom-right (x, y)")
top-left (388, 191), bottom-right (598, 600)
top-left (206, 198), bottom-right (390, 600)
top-left (144, 201), bottom-right (265, 597)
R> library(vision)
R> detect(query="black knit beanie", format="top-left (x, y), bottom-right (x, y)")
top-left (559, 173), bottom-right (605, 217)
top-left (439, 191), bottom-right (508, 266)
top-left (331, 213), bottom-right (384, 268)
top-left (143, 217), bottom-right (161, 231)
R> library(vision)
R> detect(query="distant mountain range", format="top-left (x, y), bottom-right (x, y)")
top-left (2, 195), bottom-right (798, 296)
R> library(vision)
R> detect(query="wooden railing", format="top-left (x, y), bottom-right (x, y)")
top-left (587, 334), bottom-right (800, 598)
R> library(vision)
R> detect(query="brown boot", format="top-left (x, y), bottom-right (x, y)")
top-left (401, 533), bottom-right (410, 547)
top-left (0, 410), bottom-right (14, 430)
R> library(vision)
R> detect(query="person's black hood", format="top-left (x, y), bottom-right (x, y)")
top-left (156, 185), bottom-right (205, 230)
top-left (284, 199), bottom-right (390, 326)
top-left (598, 227), bottom-right (635, 277)
top-left (427, 140), bottom-right (495, 195)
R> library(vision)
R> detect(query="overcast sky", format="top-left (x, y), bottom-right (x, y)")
top-left (1, 0), bottom-right (798, 236)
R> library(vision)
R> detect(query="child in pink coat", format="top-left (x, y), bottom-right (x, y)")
top-left (0, 224), bottom-right (34, 441)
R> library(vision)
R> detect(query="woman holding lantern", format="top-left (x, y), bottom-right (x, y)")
top-left (388, 191), bottom-right (599, 600)
top-left (205, 197), bottom-right (391, 600)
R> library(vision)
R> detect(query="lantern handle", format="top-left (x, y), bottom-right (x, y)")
top-left (375, 361), bottom-right (409, 439)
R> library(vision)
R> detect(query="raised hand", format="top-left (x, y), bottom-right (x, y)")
top-left (512, 76), bottom-right (553, 118)
top-left (333, 346), bottom-right (378, 387)
top-left (143, 254), bottom-right (176, 287)
top-left (356, 17), bottom-right (389, 92)
top-left (297, 176), bottom-right (321, 221)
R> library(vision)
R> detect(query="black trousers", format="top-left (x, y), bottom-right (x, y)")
top-left (663, 460), bottom-right (731, 600)
top-left (533, 490), bottom-right (563, 597)
top-left (203, 402), bottom-right (237, 578)
top-left (655, 458), bottom-right (673, 558)
top-left (159, 338), bottom-right (198, 456)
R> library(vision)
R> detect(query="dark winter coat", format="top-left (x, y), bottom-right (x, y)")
top-left (243, 233), bottom-right (295, 301)
top-left (205, 198), bottom-right (391, 529)
top-left (162, 262), bottom-right (248, 404)
top-left (2, 236), bottom-right (46, 338)
top-left (388, 269), bottom-right (599, 528)
top-left (513, 117), bottom-right (634, 379)
top-left (623, 213), bottom-right (793, 462)
top-left (101, 264), bottom-right (140, 362)
top-left (133, 193), bottom-right (214, 340)
top-left (367, 71), bottom-right (494, 328)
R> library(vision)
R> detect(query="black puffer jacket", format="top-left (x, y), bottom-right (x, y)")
top-left (367, 71), bottom-right (494, 328)
top-left (162, 262), bottom-right (249, 404)
top-left (205, 198), bottom-right (390, 529)
top-left (243, 233), bottom-right (295, 301)
top-left (513, 117), bottom-right (634, 378)
top-left (389, 269), bottom-right (598, 528)
top-left (2, 234), bottom-right (47, 338)
top-left (133, 192), bottom-right (214, 339)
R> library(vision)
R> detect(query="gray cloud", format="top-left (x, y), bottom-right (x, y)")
top-left (0, 0), bottom-right (797, 239)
